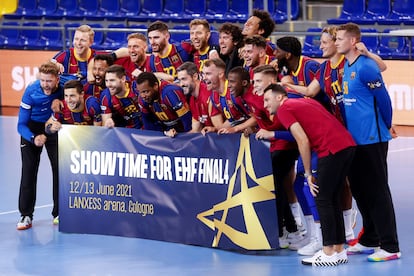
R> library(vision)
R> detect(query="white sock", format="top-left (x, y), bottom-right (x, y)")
top-left (343, 209), bottom-right (355, 240)
top-left (314, 222), bottom-right (322, 244)
top-left (290, 202), bottom-right (303, 226)
top-left (304, 215), bottom-right (314, 237)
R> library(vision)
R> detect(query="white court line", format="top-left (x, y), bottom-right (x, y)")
top-left (0, 204), bottom-right (52, 216)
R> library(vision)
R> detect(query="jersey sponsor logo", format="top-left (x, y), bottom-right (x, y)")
top-left (367, 80), bottom-right (382, 90)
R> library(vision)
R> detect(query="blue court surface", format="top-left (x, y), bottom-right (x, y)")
top-left (0, 115), bottom-right (413, 275)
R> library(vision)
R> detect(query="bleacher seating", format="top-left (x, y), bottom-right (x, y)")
top-left (360, 28), bottom-right (380, 53)
top-left (205, 0), bottom-right (228, 23)
top-left (78, 0), bottom-right (100, 20)
top-left (0, 22), bottom-right (43, 49)
top-left (25, 0), bottom-right (57, 20)
top-left (327, 0), bottom-right (366, 24)
top-left (170, 24), bottom-right (190, 44)
top-left (119, 0), bottom-right (141, 20)
top-left (139, 0), bottom-right (163, 19)
top-left (0, 0), bottom-right (303, 24)
top-left (378, 0), bottom-right (414, 25)
top-left (45, 0), bottom-right (80, 20)
top-left (274, 0), bottom-right (300, 24)
top-left (97, 0), bottom-right (123, 21)
top-left (404, 37), bottom-right (414, 59)
top-left (3, 0), bottom-right (37, 20)
top-left (128, 24), bottom-right (148, 34)
top-left (183, 0), bottom-right (206, 20)
top-left (301, 28), bottom-right (323, 58)
top-left (226, 0), bottom-right (248, 22)
top-left (0, 21), bottom-right (20, 49)
top-left (378, 29), bottom-right (409, 60)
top-left (162, 0), bottom-right (185, 22)
top-left (96, 23), bottom-right (128, 50)
top-left (352, 0), bottom-right (391, 24)
top-left (40, 22), bottom-right (63, 50)
top-left (89, 23), bottom-right (105, 49)
top-left (14, 22), bottom-right (42, 49)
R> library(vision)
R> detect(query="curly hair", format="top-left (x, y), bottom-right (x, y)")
top-left (252, 9), bottom-right (275, 38)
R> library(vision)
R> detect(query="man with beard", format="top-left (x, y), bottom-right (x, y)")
top-left (253, 65), bottom-right (312, 249)
top-left (243, 35), bottom-right (275, 80)
top-left (17, 61), bottom-right (64, 230)
top-left (137, 72), bottom-right (192, 137)
top-left (274, 36), bottom-right (323, 103)
top-left (114, 32), bottom-right (173, 82)
top-left (202, 59), bottom-right (251, 134)
top-left (45, 79), bottom-right (102, 130)
top-left (242, 9), bottom-right (276, 56)
top-left (182, 19), bottom-right (218, 71)
top-left (146, 21), bottom-right (190, 79)
top-left (84, 54), bottom-right (114, 99)
top-left (261, 84), bottom-right (356, 266)
top-left (210, 23), bottom-right (244, 77)
top-left (52, 25), bottom-right (107, 83)
top-left (200, 58), bottom-right (227, 134)
top-left (100, 65), bottom-right (142, 129)
top-left (176, 62), bottom-right (213, 133)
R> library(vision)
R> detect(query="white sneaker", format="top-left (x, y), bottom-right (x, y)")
top-left (367, 249), bottom-right (401, 262)
top-left (337, 249), bottom-right (348, 264)
top-left (279, 228), bottom-right (306, 249)
top-left (297, 223), bottom-right (307, 236)
top-left (288, 233), bottom-right (309, 250)
top-left (279, 228), bottom-right (290, 249)
top-left (298, 237), bottom-right (323, 255)
top-left (302, 250), bottom-right (338, 266)
top-left (347, 242), bottom-right (379, 255)
top-left (17, 216), bottom-right (32, 230)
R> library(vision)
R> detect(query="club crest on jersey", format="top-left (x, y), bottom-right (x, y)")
top-left (171, 55), bottom-right (180, 63)
top-left (350, 72), bottom-right (356, 80)
top-left (367, 80), bottom-right (382, 90)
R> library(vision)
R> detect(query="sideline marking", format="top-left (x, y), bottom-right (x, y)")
top-left (0, 204), bottom-right (52, 215)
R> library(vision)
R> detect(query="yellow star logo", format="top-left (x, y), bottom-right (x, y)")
top-left (196, 135), bottom-right (277, 250)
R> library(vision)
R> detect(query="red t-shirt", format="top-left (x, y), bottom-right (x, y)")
top-left (278, 98), bottom-right (355, 158)
top-left (189, 82), bottom-right (213, 127)
top-left (242, 86), bottom-right (296, 151)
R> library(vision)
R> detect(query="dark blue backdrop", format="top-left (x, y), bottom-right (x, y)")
top-left (59, 126), bottom-right (279, 251)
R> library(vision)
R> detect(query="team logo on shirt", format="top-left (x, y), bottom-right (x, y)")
top-left (171, 55), bottom-right (180, 63)
top-left (350, 72), bottom-right (356, 80)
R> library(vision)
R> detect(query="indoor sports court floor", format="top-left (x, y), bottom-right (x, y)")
top-left (0, 114), bottom-right (413, 275)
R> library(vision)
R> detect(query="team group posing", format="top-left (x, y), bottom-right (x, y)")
top-left (16, 9), bottom-right (401, 266)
